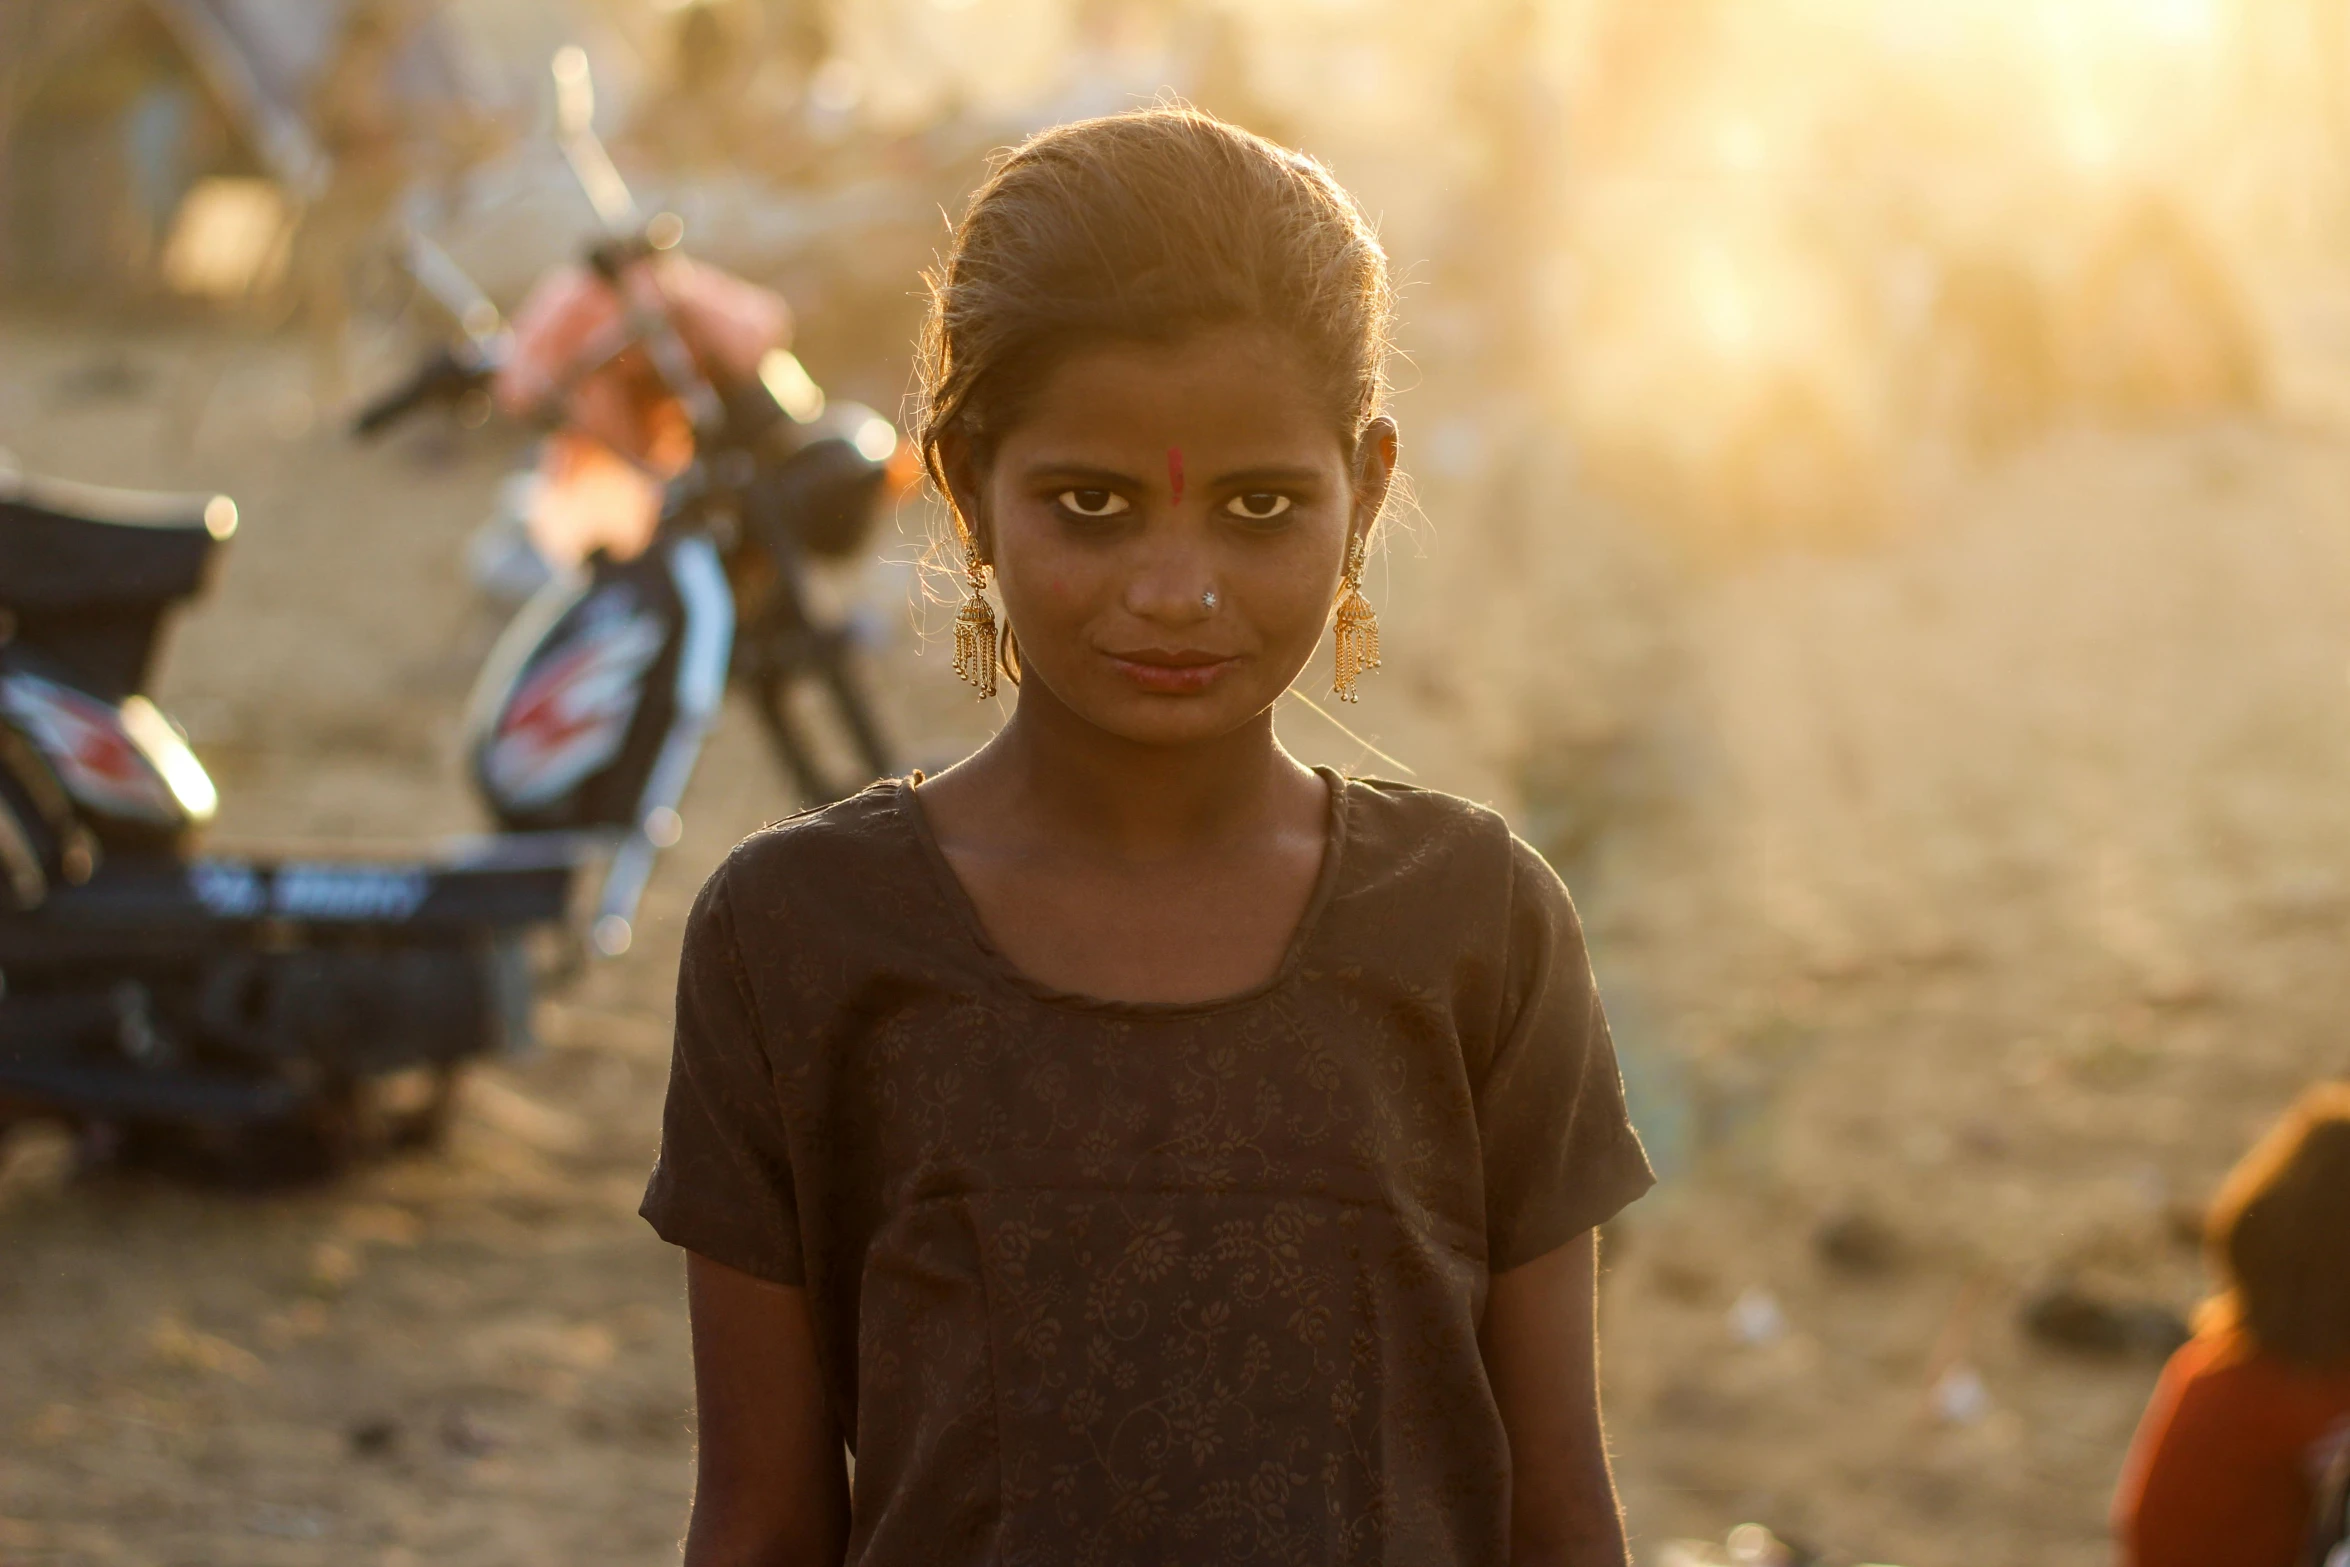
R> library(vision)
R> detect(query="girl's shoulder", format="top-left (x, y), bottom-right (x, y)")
top-left (2182, 1327), bottom-right (2350, 1397)
top-left (687, 772), bottom-right (1580, 967)
top-left (1331, 773), bottom-right (1580, 935)
top-left (694, 777), bottom-right (929, 934)
top-left (1341, 772), bottom-right (1510, 843)
top-left (1340, 772), bottom-right (1564, 875)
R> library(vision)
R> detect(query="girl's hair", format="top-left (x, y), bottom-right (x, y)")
top-left (913, 106), bottom-right (1397, 536)
top-left (2202, 1084), bottom-right (2350, 1365)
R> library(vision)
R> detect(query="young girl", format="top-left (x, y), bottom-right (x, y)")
top-left (2113, 1084), bottom-right (2350, 1567)
top-left (641, 108), bottom-right (1654, 1566)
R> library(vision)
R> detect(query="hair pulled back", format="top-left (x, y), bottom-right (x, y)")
top-left (2204, 1083), bottom-right (2350, 1365)
top-left (915, 106), bottom-right (1396, 541)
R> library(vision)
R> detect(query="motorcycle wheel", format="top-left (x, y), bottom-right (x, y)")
top-left (120, 1063), bottom-right (465, 1187)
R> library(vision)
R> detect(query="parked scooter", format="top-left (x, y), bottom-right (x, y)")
top-left (0, 463), bottom-right (574, 1176)
top-left (0, 54), bottom-right (909, 1176)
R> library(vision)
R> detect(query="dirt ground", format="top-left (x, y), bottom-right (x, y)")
top-left (6, 308), bottom-right (2350, 1566)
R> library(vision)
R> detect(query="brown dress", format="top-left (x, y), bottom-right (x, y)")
top-left (641, 770), bottom-right (1653, 1566)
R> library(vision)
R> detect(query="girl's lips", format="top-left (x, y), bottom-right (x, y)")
top-left (1106, 653), bottom-right (1240, 694)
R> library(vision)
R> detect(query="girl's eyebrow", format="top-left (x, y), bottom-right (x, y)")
top-left (1019, 461), bottom-right (1145, 487)
top-left (1017, 461), bottom-right (1326, 489)
top-left (1210, 465), bottom-right (1324, 487)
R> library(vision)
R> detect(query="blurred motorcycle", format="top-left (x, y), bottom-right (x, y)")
top-left (0, 53), bottom-right (910, 1176)
top-left (362, 46), bottom-right (912, 815)
top-left (0, 463), bottom-right (571, 1175)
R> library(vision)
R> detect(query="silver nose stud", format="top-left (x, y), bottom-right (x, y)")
top-left (1201, 589), bottom-right (1219, 611)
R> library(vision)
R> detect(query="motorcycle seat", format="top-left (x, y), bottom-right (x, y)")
top-left (0, 468), bottom-right (235, 614)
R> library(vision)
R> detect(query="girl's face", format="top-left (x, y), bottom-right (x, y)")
top-left (950, 326), bottom-right (1396, 748)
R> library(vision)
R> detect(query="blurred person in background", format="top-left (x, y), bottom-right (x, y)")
top-left (626, 0), bottom-right (835, 184)
top-left (474, 242), bottom-right (794, 598)
top-left (641, 108), bottom-right (1653, 1566)
top-left (627, 0), bottom-right (757, 172)
top-left (2114, 1085), bottom-right (2350, 1567)
top-left (0, 5), bottom-right (207, 296)
top-left (296, 0), bottom-right (422, 408)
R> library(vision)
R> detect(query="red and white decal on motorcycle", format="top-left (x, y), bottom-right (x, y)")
top-left (0, 673), bottom-right (182, 825)
top-left (481, 587), bottom-right (667, 809)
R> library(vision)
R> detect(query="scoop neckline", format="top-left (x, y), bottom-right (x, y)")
top-left (895, 765), bottom-right (1352, 1018)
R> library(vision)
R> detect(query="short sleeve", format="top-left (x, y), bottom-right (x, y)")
top-left (1478, 838), bottom-right (1655, 1271)
top-left (639, 863), bottom-right (805, 1286)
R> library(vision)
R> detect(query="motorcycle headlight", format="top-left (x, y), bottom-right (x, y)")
top-left (120, 698), bottom-right (218, 823)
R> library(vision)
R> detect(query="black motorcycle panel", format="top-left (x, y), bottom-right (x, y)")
top-left (0, 476), bottom-right (223, 610)
top-left (1, 471), bottom-right (230, 700)
top-left (467, 549), bottom-right (686, 832)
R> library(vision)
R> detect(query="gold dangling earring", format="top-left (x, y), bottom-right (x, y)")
top-left (1331, 533), bottom-right (1380, 704)
top-left (952, 547), bottom-right (999, 699)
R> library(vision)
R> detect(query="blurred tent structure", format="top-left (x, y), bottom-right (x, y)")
top-left (0, 0), bottom-right (493, 300)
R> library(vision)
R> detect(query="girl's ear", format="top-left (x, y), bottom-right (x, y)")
top-left (936, 427), bottom-right (992, 561)
top-left (1349, 416), bottom-right (1400, 551)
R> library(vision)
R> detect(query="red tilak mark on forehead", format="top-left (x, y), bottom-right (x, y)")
top-left (1167, 447), bottom-right (1185, 505)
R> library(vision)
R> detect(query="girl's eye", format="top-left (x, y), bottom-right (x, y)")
top-left (1225, 492), bottom-right (1293, 521)
top-left (1057, 489), bottom-right (1130, 518)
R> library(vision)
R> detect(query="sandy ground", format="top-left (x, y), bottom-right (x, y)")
top-left (5, 309), bottom-right (2350, 1565)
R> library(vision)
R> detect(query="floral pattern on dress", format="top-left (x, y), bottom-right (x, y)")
top-left (642, 773), bottom-right (1656, 1566)
top-left (978, 1192), bottom-right (1379, 1566)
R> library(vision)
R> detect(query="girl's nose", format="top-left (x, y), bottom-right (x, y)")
top-left (1124, 556), bottom-right (1216, 626)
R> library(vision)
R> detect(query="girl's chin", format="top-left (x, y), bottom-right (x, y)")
top-left (1059, 685), bottom-right (1277, 746)
top-left (1013, 658), bottom-right (1296, 744)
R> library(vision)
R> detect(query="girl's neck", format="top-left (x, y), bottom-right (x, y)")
top-left (973, 681), bottom-right (1314, 860)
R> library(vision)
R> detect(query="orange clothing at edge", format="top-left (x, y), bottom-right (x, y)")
top-left (2114, 1327), bottom-right (2350, 1567)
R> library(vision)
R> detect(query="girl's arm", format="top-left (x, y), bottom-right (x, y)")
top-left (1481, 1229), bottom-right (1631, 1567)
top-left (684, 1252), bottom-right (851, 1567)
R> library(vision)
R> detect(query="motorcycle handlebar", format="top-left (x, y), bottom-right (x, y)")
top-left (584, 212), bottom-right (683, 282)
top-left (352, 346), bottom-right (497, 439)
